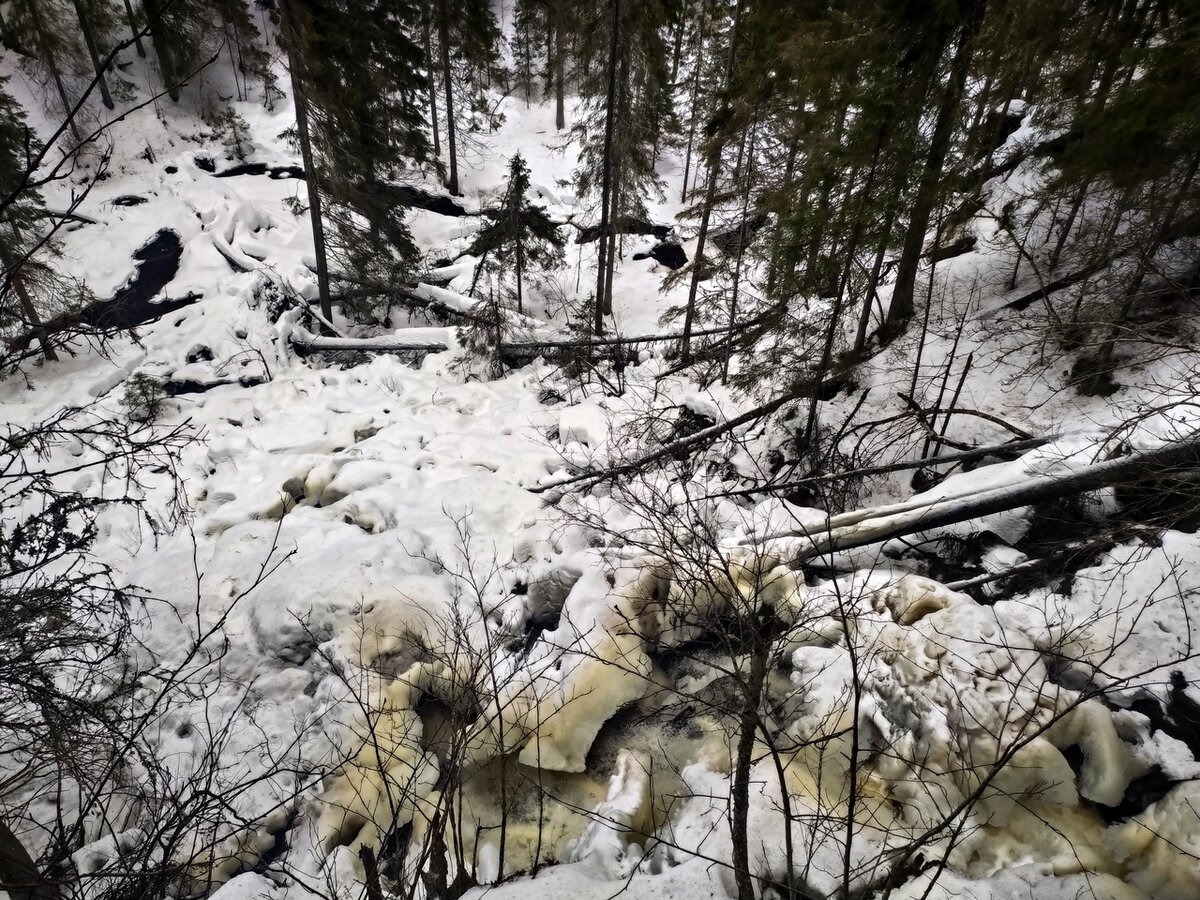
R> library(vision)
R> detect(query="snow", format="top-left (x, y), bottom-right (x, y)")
top-left (5, 21), bottom-right (1200, 900)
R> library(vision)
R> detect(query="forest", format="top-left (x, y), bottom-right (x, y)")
top-left (2, 1), bottom-right (1200, 899)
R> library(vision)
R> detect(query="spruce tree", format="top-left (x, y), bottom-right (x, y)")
top-left (572, 0), bottom-right (669, 332)
top-left (8, 1), bottom-right (87, 144)
top-left (469, 153), bottom-right (565, 312)
top-left (214, 0), bottom-right (277, 105)
top-left (140, 0), bottom-right (270, 103)
top-left (0, 78), bottom-right (56, 361)
top-left (279, 0), bottom-right (333, 324)
top-left (513, 0), bottom-right (543, 104)
top-left (885, 0), bottom-right (990, 332)
top-left (282, 0), bottom-right (434, 315)
top-left (545, 0), bottom-right (572, 130)
top-left (432, 0), bottom-right (501, 196)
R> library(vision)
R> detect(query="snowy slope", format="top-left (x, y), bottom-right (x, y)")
top-left (5, 18), bottom-right (1200, 900)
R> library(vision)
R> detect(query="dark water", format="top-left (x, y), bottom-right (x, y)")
top-left (215, 162), bottom-right (305, 180)
top-left (576, 217), bottom-right (670, 243)
top-left (212, 161), bottom-right (472, 216)
top-left (73, 230), bottom-right (197, 330)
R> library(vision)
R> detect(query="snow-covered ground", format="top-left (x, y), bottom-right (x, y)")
top-left (5, 18), bottom-right (1200, 900)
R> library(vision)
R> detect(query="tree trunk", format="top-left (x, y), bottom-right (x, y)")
top-left (1, 237), bottom-right (59, 362)
top-left (28, 2), bottom-right (84, 145)
top-left (143, 0), bottom-right (180, 101)
top-left (281, 1), bottom-right (333, 327)
top-left (0, 819), bottom-right (55, 900)
top-left (221, 14), bottom-right (244, 102)
top-left (885, 0), bottom-right (988, 333)
top-left (669, 12), bottom-right (684, 86)
top-left (781, 435), bottom-right (1200, 564)
top-left (680, 165), bottom-right (717, 363)
top-left (681, 0), bottom-right (742, 363)
top-left (71, 1), bottom-right (114, 109)
top-left (1048, 3), bottom-right (1135, 269)
top-left (807, 135), bottom-right (885, 434)
top-left (679, 3), bottom-right (709, 204)
top-left (122, 0), bottom-right (146, 57)
top-left (802, 92), bottom-right (843, 278)
top-left (764, 109), bottom-right (804, 302)
top-left (968, 66), bottom-right (994, 142)
top-left (593, 0), bottom-right (620, 334)
top-left (553, 10), bottom-right (565, 130)
top-left (722, 121), bottom-right (756, 385)
top-left (437, 0), bottom-right (459, 195)
top-left (514, 219), bottom-right (525, 314)
top-left (603, 177), bottom-right (618, 315)
top-left (731, 632), bottom-right (767, 900)
top-left (423, 14), bottom-right (441, 157)
top-left (1094, 152), bottom-right (1200, 369)
top-left (854, 190), bottom-right (900, 353)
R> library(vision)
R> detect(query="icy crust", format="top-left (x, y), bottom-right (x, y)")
top-left (7, 48), bottom-right (1200, 900)
top-left (290, 543), bottom-right (1198, 898)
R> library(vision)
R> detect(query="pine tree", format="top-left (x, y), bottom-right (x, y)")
top-left (572, 0), bottom-right (669, 332)
top-left (469, 153), bottom-right (565, 313)
top-left (432, 0), bottom-right (501, 196)
top-left (8, 1), bottom-right (88, 144)
top-left (0, 78), bottom-right (56, 361)
top-left (282, 0), bottom-right (434, 317)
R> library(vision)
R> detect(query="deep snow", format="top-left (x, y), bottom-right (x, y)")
top-left (4, 16), bottom-right (1200, 900)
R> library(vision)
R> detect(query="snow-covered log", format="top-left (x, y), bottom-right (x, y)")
top-left (332, 273), bottom-right (481, 321)
top-left (291, 329), bottom-right (450, 354)
top-left (769, 436), bottom-right (1200, 563)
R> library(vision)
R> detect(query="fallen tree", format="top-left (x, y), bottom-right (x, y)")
top-left (291, 331), bottom-right (451, 354)
top-left (331, 273), bottom-right (481, 322)
top-left (288, 322), bottom-right (761, 366)
top-left (531, 393), bottom-right (808, 494)
top-left (763, 435), bottom-right (1200, 563)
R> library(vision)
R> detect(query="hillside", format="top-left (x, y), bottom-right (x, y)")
top-left (2, 3), bottom-right (1200, 900)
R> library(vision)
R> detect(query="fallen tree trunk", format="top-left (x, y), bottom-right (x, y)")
top-left (291, 330), bottom-right (449, 354)
top-left (711, 434), bottom-right (1055, 500)
top-left (1003, 258), bottom-right (1113, 312)
top-left (531, 392), bottom-right (807, 494)
top-left (501, 322), bottom-right (751, 353)
top-left (772, 436), bottom-right (1200, 563)
top-left (331, 273), bottom-right (480, 322)
top-left (289, 321), bottom-right (761, 364)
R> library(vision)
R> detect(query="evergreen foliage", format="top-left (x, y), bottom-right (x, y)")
top-left (0, 77), bottom-right (57, 361)
top-left (284, 0), bottom-right (433, 289)
top-left (572, 0), bottom-right (671, 330)
top-left (469, 153), bottom-right (565, 313)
